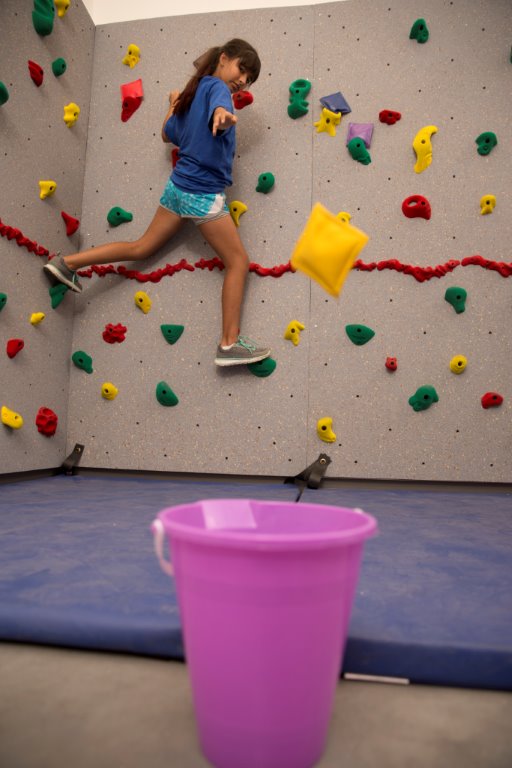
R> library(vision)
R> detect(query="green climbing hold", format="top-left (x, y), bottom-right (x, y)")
top-left (32, 0), bottom-right (55, 36)
top-left (408, 385), bottom-right (439, 412)
top-left (345, 324), bottom-right (375, 346)
top-left (256, 172), bottom-right (275, 194)
top-left (160, 324), bottom-right (184, 345)
top-left (49, 283), bottom-right (69, 308)
top-left (0, 82), bottom-right (9, 106)
top-left (347, 137), bottom-right (371, 165)
top-left (52, 58), bottom-right (67, 77)
top-left (409, 18), bottom-right (429, 43)
top-left (288, 78), bottom-right (311, 119)
top-left (156, 381), bottom-right (179, 407)
top-left (107, 206), bottom-right (133, 226)
top-left (247, 357), bottom-right (277, 378)
top-left (444, 286), bottom-right (467, 314)
top-left (72, 350), bottom-right (93, 373)
top-left (475, 131), bottom-right (498, 156)
top-left (0, 293), bottom-right (7, 311)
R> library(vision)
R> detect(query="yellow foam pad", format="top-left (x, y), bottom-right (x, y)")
top-left (290, 203), bottom-right (369, 297)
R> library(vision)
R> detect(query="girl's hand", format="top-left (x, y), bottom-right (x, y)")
top-left (212, 107), bottom-right (237, 136)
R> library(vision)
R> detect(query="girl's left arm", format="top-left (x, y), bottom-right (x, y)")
top-left (161, 90), bottom-right (180, 142)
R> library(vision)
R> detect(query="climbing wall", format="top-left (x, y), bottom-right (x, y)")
top-left (0, 0), bottom-right (95, 473)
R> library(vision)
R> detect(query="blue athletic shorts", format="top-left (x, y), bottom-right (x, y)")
top-left (159, 177), bottom-right (229, 225)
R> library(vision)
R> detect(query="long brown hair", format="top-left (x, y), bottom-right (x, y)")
top-left (173, 39), bottom-right (261, 116)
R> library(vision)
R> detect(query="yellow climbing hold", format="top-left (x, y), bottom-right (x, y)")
top-left (480, 194), bottom-right (496, 215)
top-left (63, 102), bottom-right (80, 127)
top-left (101, 382), bottom-right (119, 400)
top-left (39, 180), bottom-right (57, 199)
top-left (228, 200), bottom-right (248, 227)
top-left (317, 416), bottom-right (336, 443)
top-left (54, 0), bottom-right (70, 17)
top-left (313, 107), bottom-right (342, 137)
top-left (122, 44), bottom-right (141, 68)
top-left (1, 405), bottom-right (23, 429)
top-left (413, 125), bottom-right (438, 173)
top-left (291, 203), bottom-right (369, 297)
top-left (284, 320), bottom-right (305, 346)
top-left (134, 291), bottom-right (152, 314)
top-left (30, 312), bottom-right (45, 325)
top-left (336, 211), bottom-right (352, 224)
top-left (449, 355), bottom-right (467, 374)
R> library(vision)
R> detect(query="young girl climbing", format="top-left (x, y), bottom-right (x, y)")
top-left (44, 38), bottom-right (271, 367)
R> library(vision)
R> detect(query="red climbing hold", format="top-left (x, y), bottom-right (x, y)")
top-left (61, 211), bottom-right (80, 236)
top-left (6, 338), bottom-right (24, 358)
top-left (402, 195), bottom-right (431, 220)
top-left (35, 406), bottom-right (58, 437)
top-left (171, 148), bottom-right (180, 167)
top-left (102, 323), bottom-right (127, 343)
top-left (233, 90), bottom-right (253, 110)
top-left (28, 60), bottom-right (44, 87)
top-left (481, 392), bottom-right (503, 409)
top-left (379, 109), bottom-right (401, 125)
top-left (385, 357), bottom-right (397, 371)
top-left (121, 79), bottom-right (143, 122)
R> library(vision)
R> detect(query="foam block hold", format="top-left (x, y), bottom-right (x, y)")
top-left (101, 382), bottom-right (119, 400)
top-left (385, 357), bottom-right (397, 371)
top-left (121, 79), bottom-right (143, 122)
top-left (71, 350), bottom-right (93, 373)
top-left (481, 392), bottom-right (503, 409)
top-left (233, 90), bottom-right (253, 110)
top-left (445, 286), bottom-right (467, 314)
top-left (156, 381), bottom-right (179, 407)
top-left (345, 324), bottom-right (375, 346)
top-left (346, 123), bottom-right (374, 148)
top-left (6, 339), bottom-right (24, 358)
top-left (291, 203), bottom-right (369, 297)
top-left (314, 107), bottom-right (342, 137)
top-left (475, 131), bottom-right (497, 156)
top-left (256, 172), bottom-right (275, 193)
top-left (160, 325), bottom-right (184, 344)
top-left (107, 207), bottom-right (133, 226)
top-left (102, 323), bottom-right (127, 343)
top-left (288, 78), bottom-right (311, 119)
top-left (39, 180), bottom-right (57, 199)
top-left (408, 385), bottom-right (439, 412)
top-left (347, 137), bottom-right (371, 165)
top-left (49, 283), bottom-right (69, 308)
top-left (32, 0), bottom-right (55, 36)
top-left (54, 0), bottom-right (70, 18)
top-left (35, 406), bottom-right (58, 436)
top-left (284, 320), bottom-right (305, 346)
top-left (122, 44), bottom-right (141, 68)
top-left (319, 92), bottom-right (351, 115)
top-left (63, 102), bottom-right (80, 127)
top-left (410, 18), bottom-right (429, 43)
top-left (0, 82), bottom-right (9, 105)
top-left (402, 195), bottom-right (431, 219)
top-left (61, 211), bottom-right (80, 235)
top-left (134, 291), bottom-right (152, 313)
top-left (247, 358), bottom-right (277, 377)
top-left (413, 125), bottom-right (438, 173)
top-left (450, 355), bottom-right (467, 374)
top-left (379, 109), bottom-right (401, 125)
top-left (0, 293), bottom-right (7, 311)
top-left (317, 416), bottom-right (336, 443)
top-left (30, 312), bottom-right (45, 325)
top-left (52, 58), bottom-right (67, 77)
top-left (228, 201), bottom-right (247, 227)
top-left (1, 405), bottom-right (23, 429)
top-left (28, 60), bottom-right (44, 87)
top-left (480, 195), bottom-right (496, 215)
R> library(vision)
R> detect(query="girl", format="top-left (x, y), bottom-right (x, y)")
top-left (45, 39), bottom-right (271, 367)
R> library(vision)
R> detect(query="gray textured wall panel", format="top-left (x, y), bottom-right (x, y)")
top-left (0, 0), bottom-right (94, 473)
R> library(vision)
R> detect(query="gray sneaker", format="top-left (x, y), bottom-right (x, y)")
top-left (44, 255), bottom-right (82, 293)
top-left (215, 335), bottom-right (271, 366)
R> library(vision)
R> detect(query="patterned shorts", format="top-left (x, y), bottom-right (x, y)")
top-left (159, 177), bottom-right (229, 226)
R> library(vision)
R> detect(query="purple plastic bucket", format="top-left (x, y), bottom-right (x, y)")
top-left (152, 499), bottom-right (377, 768)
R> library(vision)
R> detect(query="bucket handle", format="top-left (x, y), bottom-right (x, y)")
top-left (151, 519), bottom-right (174, 577)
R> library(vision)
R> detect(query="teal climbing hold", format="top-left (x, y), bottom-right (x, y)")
top-left (408, 385), bottom-right (439, 412)
top-left (288, 78), bottom-right (311, 119)
top-left (107, 206), bottom-right (133, 226)
top-left (0, 293), bottom-right (7, 311)
top-left (345, 324), bottom-right (375, 346)
top-left (49, 283), bottom-right (69, 308)
top-left (160, 324), bottom-right (184, 345)
top-left (444, 286), bottom-right (467, 314)
top-left (409, 18), bottom-right (429, 43)
top-left (0, 82), bottom-right (9, 106)
top-left (347, 137), bottom-right (371, 165)
top-left (156, 381), bottom-right (179, 406)
top-left (475, 131), bottom-right (498, 156)
top-left (32, 0), bottom-right (55, 36)
top-left (256, 172), bottom-right (275, 193)
top-left (247, 357), bottom-right (277, 378)
top-left (72, 350), bottom-right (93, 373)
top-left (52, 58), bottom-right (67, 77)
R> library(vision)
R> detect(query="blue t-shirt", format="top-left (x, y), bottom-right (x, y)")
top-left (165, 76), bottom-right (236, 194)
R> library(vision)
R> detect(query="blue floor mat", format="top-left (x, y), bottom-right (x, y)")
top-left (1, 475), bottom-right (511, 691)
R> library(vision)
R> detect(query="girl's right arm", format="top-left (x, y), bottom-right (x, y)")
top-left (161, 90), bottom-right (180, 142)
